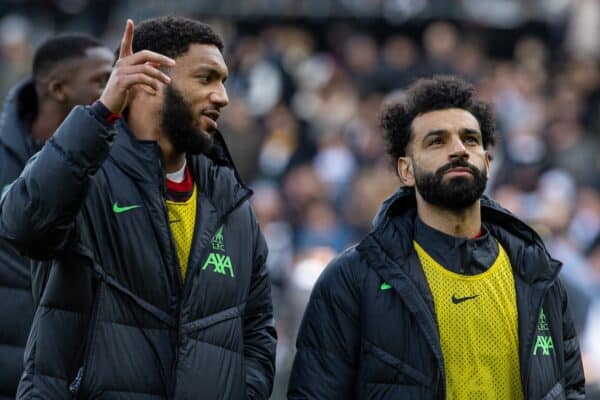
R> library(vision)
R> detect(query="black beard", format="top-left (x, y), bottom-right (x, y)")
top-left (414, 158), bottom-right (487, 210)
top-left (161, 85), bottom-right (213, 155)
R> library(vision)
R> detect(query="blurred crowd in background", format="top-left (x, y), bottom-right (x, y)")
top-left (0, 0), bottom-right (599, 398)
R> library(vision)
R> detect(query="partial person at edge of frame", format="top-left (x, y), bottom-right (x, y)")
top-left (0, 34), bottom-right (113, 400)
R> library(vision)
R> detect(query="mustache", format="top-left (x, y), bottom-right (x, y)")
top-left (436, 158), bottom-right (481, 176)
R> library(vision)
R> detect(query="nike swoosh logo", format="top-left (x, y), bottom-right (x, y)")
top-left (112, 202), bottom-right (142, 214)
top-left (1, 184), bottom-right (9, 195)
top-left (380, 282), bottom-right (392, 291)
top-left (452, 294), bottom-right (479, 304)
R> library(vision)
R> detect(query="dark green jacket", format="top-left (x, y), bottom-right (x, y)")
top-left (0, 106), bottom-right (276, 399)
top-left (289, 188), bottom-right (585, 399)
top-left (0, 80), bottom-right (37, 400)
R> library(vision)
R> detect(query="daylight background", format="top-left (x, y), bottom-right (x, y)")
top-left (0, 0), bottom-right (599, 398)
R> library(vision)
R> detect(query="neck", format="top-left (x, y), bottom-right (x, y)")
top-left (127, 101), bottom-right (185, 174)
top-left (415, 192), bottom-right (482, 238)
top-left (30, 100), bottom-right (68, 143)
top-left (160, 137), bottom-right (186, 173)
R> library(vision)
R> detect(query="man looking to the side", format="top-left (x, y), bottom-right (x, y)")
top-left (288, 76), bottom-right (585, 399)
top-left (1, 16), bottom-right (275, 399)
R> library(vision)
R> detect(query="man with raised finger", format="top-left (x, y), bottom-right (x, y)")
top-left (0, 16), bottom-right (276, 399)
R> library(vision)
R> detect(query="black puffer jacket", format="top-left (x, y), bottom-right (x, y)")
top-left (0, 106), bottom-right (276, 399)
top-left (288, 188), bottom-right (585, 399)
top-left (0, 80), bottom-right (38, 400)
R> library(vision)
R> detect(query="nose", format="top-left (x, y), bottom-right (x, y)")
top-left (449, 135), bottom-right (468, 159)
top-left (210, 84), bottom-right (229, 108)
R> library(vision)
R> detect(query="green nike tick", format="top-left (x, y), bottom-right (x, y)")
top-left (1, 184), bottom-right (9, 195)
top-left (380, 282), bottom-right (392, 291)
top-left (112, 202), bottom-right (142, 213)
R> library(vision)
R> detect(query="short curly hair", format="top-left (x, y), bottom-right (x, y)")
top-left (127, 16), bottom-right (223, 59)
top-left (380, 76), bottom-right (496, 161)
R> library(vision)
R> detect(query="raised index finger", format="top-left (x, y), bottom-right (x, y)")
top-left (119, 19), bottom-right (134, 59)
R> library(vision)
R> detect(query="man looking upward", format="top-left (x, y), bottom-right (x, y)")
top-left (288, 76), bottom-right (585, 399)
top-left (0, 34), bottom-right (113, 400)
top-left (1, 16), bottom-right (275, 399)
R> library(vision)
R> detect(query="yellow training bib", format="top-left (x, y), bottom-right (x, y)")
top-left (415, 240), bottom-right (523, 400)
top-left (166, 184), bottom-right (197, 280)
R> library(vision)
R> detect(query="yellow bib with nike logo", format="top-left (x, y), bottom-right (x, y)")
top-left (415, 240), bottom-right (523, 400)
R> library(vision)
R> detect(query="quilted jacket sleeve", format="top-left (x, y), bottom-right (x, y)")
top-left (288, 248), bottom-right (362, 399)
top-left (0, 106), bottom-right (115, 259)
top-left (244, 210), bottom-right (277, 399)
top-left (559, 280), bottom-right (586, 399)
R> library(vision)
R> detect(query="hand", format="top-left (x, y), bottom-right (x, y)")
top-left (99, 19), bottom-right (175, 114)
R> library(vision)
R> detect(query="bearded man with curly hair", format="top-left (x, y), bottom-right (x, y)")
top-left (288, 76), bottom-right (585, 400)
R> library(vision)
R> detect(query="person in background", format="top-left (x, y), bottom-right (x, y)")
top-left (0, 34), bottom-right (113, 400)
top-left (288, 76), bottom-right (585, 399)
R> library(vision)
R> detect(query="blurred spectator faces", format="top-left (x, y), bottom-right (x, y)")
top-left (291, 246), bottom-right (336, 292)
top-left (282, 164), bottom-right (326, 221)
top-left (570, 187), bottom-right (600, 254)
top-left (0, 14), bottom-right (31, 98)
top-left (297, 198), bottom-right (350, 253)
top-left (312, 128), bottom-right (357, 200)
top-left (250, 181), bottom-right (294, 287)
top-left (343, 34), bottom-right (379, 76)
top-left (422, 21), bottom-right (458, 75)
top-left (259, 104), bottom-right (299, 178)
top-left (535, 169), bottom-right (576, 234)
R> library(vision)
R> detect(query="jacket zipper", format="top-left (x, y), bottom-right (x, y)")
top-left (414, 287), bottom-right (446, 399)
top-left (170, 198), bottom-right (251, 392)
top-left (157, 156), bottom-right (182, 399)
top-left (388, 266), bottom-right (446, 397)
top-left (157, 158), bottom-right (183, 292)
top-left (368, 233), bottom-right (447, 398)
top-left (171, 217), bottom-right (224, 381)
top-left (69, 280), bottom-right (103, 397)
top-left (161, 154), bottom-right (252, 394)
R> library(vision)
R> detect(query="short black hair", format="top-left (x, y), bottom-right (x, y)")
top-left (380, 76), bottom-right (496, 161)
top-left (130, 16), bottom-right (223, 59)
top-left (32, 34), bottom-right (104, 84)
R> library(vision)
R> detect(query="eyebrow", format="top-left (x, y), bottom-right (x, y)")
top-left (422, 128), bottom-right (482, 142)
top-left (192, 64), bottom-right (228, 78)
top-left (462, 128), bottom-right (482, 136)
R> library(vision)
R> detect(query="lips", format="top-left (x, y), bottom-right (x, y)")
top-left (438, 160), bottom-right (479, 179)
top-left (201, 110), bottom-right (220, 130)
top-left (445, 167), bottom-right (473, 174)
top-left (202, 110), bottom-right (220, 122)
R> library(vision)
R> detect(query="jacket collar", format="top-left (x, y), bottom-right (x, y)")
top-left (0, 79), bottom-right (37, 164)
top-left (109, 119), bottom-right (252, 217)
top-left (365, 187), bottom-right (561, 284)
top-left (187, 130), bottom-right (253, 216)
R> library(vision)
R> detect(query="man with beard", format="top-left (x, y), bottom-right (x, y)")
top-left (0, 34), bottom-right (113, 400)
top-left (288, 76), bottom-right (585, 399)
top-left (0, 16), bottom-right (276, 399)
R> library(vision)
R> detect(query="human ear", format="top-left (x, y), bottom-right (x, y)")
top-left (47, 79), bottom-right (67, 103)
top-left (397, 156), bottom-right (415, 186)
top-left (484, 150), bottom-right (491, 178)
